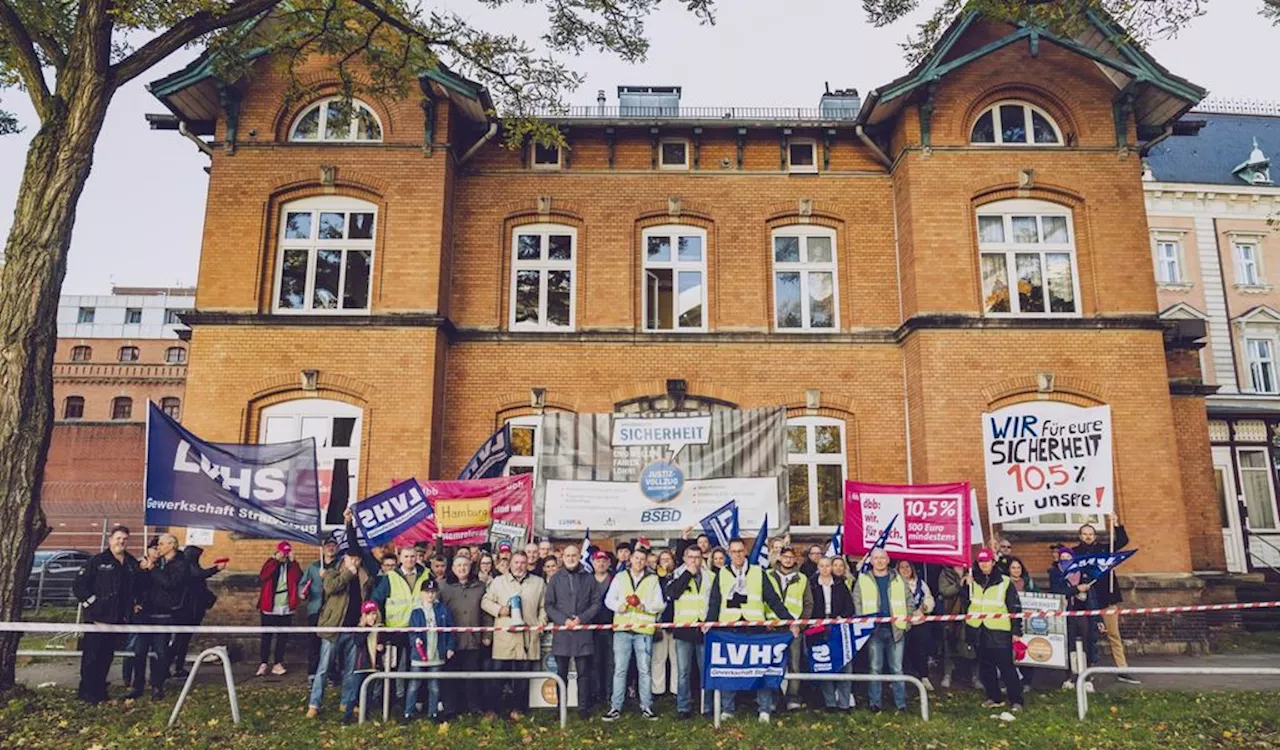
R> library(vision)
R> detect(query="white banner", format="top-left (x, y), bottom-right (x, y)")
top-left (544, 477), bottom-right (776, 533)
top-left (185, 527), bottom-right (215, 546)
top-left (1015, 592), bottom-right (1068, 670)
top-left (982, 402), bottom-right (1113, 524)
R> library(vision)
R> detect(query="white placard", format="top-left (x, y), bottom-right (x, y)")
top-left (544, 477), bottom-right (776, 533)
top-left (982, 403), bottom-right (1113, 524)
top-left (185, 527), bottom-right (215, 546)
top-left (1015, 592), bottom-right (1068, 670)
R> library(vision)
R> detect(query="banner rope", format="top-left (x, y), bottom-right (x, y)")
top-left (3, 600), bottom-right (1277, 635)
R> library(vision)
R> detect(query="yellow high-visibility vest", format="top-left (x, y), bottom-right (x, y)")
top-left (673, 570), bottom-right (710, 625)
top-left (385, 569), bottom-right (429, 628)
top-left (855, 573), bottom-right (909, 631)
top-left (716, 565), bottom-right (764, 623)
top-left (614, 571), bottom-right (661, 636)
top-left (967, 578), bottom-right (1012, 631)
top-left (771, 571), bottom-right (807, 618)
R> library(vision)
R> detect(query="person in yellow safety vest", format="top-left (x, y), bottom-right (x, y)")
top-left (601, 547), bottom-right (665, 722)
top-left (964, 548), bottom-right (1024, 711)
top-left (370, 545), bottom-right (429, 705)
top-left (853, 548), bottom-right (911, 712)
top-left (706, 537), bottom-right (792, 724)
top-left (767, 544), bottom-right (813, 711)
top-left (663, 544), bottom-right (715, 719)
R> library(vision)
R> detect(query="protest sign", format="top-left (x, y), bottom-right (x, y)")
top-left (1063, 548), bottom-right (1137, 577)
top-left (1015, 592), bottom-right (1069, 669)
top-left (844, 481), bottom-right (971, 566)
top-left (983, 402), bottom-right (1114, 524)
top-left (144, 402), bottom-right (321, 544)
top-left (431, 474), bottom-right (533, 547)
top-left (703, 631), bottom-right (793, 692)
top-left (351, 479), bottom-right (434, 548)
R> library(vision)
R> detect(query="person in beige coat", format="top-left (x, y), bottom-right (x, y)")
top-left (481, 550), bottom-right (547, 719)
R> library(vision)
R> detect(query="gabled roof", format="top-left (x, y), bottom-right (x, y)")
top-left (1147, 109), bottom-right (1279, 186)
top-left (1233, 305), bottom-right (1280, 326)
top-left (858, 10), bottom-right (1205, 136)
top-left (1160, 302), bottom-right (1210, 321)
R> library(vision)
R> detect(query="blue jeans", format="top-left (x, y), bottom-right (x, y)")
top-left (337, 635), bottom-right (368, 712)
top-left (309, 637), bottom-right (358, 709)
top-left (721, 686), bottom-right (774, 715)
top-left (404, 663), bottom-right (443, 718)
top-left (673, 639), bottom-right (709, 715)
top-left (611, 632), bottom-right (653, 712)
top-left (821, 662), bottom-right (852, 709)
top-left (867, 626), bottom-right (906, 710)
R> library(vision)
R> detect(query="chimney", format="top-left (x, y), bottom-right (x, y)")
top-left (819, 87), bottom-right (860, 121)
top-left (597, 89), bottom-right (607, 116)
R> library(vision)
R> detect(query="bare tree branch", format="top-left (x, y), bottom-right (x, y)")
top-left (0, 0), bottom-right (52, 120)
top-left (110, 0), bottom-right (282, 87)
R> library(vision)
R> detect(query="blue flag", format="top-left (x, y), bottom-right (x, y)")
top-left (749, 515), bottom-right (769, 568)
top-left (700, 500), bottom-right (739, 548)
top-left (1064, 548), bottom-right (1137, 577)
top-left (351, 478), bottom-right (434, 548)
top-left (858, 514), bottom-right (899, 575)
top-left (825, 525), bottom-right (843, 557)
top-left (457, 424), bottom-right (513, 481)
top-left (806, 622), bottom-right (875, 673)
top-left (144, 402), bottom-right (321, 544)
top-left (581, 528), bottom-right (593, 572)
top-left (703, 630), bottom-right (793, 691)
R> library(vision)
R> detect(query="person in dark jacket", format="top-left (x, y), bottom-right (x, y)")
top-left (306, 548), bottom-right (372, 718)
top-left (1072, 515), bottom-right (1138, 683)
top-left (587, 550), bottom-right (615, 713)
top-left (131, 533), bottom-right (190, 700)
top-left (72, 525), bottom-right (140, 704)
top-left (809, 556), bottom-right (855, 710)
top-left (301, 533), bottom-right (340, 683)
top-left (545, 544), bottom-right (602, 720)
top-left (439, 554), bottom-right (486, 718)
top-left (963, 549), bottom-right (1023, 710)
top-left (169, 545), bottom-right (225, 678)
top-left (664, 544), bottom-right (714, 719)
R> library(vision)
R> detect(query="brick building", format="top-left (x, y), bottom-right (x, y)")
top-left (42, 287), bottom-right (193, 549)
top-left (147, 10), bottom-right (1237, 618)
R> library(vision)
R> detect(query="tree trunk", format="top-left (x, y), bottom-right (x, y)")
top-left (0, 83), bottom-right (113, 688)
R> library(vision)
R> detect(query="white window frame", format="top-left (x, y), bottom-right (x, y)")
top-left (273, 195), bottom-right (377, 316)
top-left (970, 100), bottom-right (1064, 146)
top-left (786, 416), bottom-right (847, 533)
top-left (165, 347), bottom-right (187, 365)
top-left (659, 138), bottom-right (690, 170)
top-left (1246, 336), bottom-right (1279, 394)
top-left (1152, 236), bottom-right (1184, 285)
top-left (288, 97), bottom-right (383, 142)
top-left (118, 346), bottom-right (139, 363)
top-left (787, 139), bottom-right (818, 173)
top-left (531, 142), bottom-right (562, 171)
top-left (509, 224), bottom-right (576, 331)
top-left (976, 198), bottom-right (1082, 318)
top-left (77, 307), bottom-right (95, 324)
top-left (503, 415), bottom-right (542, 487)
top-left (771, 225), bottom-right (839, 331)
top-left (642, 225), bottom-right (708, 333)
top-left (1235, 239), bottom-right (1265, 287)
top-left (260, 399), bottom-right (363, 531)
top-left (1237, 447), bottom-right (1280, 532)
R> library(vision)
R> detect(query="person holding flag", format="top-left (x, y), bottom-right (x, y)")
top-left (706, 525), bottom-right (791, 724)
top-left (1073, 515), bottom-right (1139, 684)
top-left (809, 555), bottom-right (856, 710)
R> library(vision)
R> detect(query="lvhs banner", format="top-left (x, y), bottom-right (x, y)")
top-left (537, 408), bottom-right (788, 535)
top-left (1015, 592), bottom-right (1069, 669)
top-left (351, 479), bottom-right (434, 548)
top-left (843, 481), bottom-right (972, 566)
top-left (703, 630), bottom-right (794, 692)
top-left (144, 402), bottom-right (321, 544)
top-left (983, 402), bottom-right (1114, 524)
top-left (457, 424), bottom-right (513, 481)
top-left (806, 623), bottom-right (874, 673)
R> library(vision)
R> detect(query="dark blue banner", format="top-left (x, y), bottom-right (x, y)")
top-left (144, 402), bottom-right (321, 544)
top-left (352, 478), bottom-right (433, 548)
top-left (703, 630), bottom-right (793, 692)
top-left (457, 424), bottom-right (512, 481)
top-left (806, 622), bottom-right (874, 673)
top-left (1063, 548), bottom-right (1137, 577)
top-left (699, 500), bottom-right (738, 549)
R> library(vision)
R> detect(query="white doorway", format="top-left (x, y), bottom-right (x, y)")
top-left (1212, 447), bottom-right (1247, 573)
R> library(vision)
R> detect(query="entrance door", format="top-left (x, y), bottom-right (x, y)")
top-left (1212, 447), bottom-right (1247, 573)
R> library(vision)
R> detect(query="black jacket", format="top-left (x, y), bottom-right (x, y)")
top-left (139, 553), bottom-right (191, 617)
top-left (181, 546), bottom-right (220, 620)
top-left (962, 568), bottom-right (1023, 649)
top-left (72, 550), bottom-right (140, 624)
top-left (1072, 525), bottom-right (1128, 606)
top-left (809, 574), bottom-right (854, 619)
top-left (545, 564), bottom-right (602, 657)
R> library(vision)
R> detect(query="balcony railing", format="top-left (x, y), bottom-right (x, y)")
top-left (1191, 98), bottom-right (1280, 117)
top-left (521, 105), bottom-right (860, 122)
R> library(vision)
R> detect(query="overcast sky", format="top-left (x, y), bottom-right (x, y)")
top-left (2, 1), bottom-right (1277, 295)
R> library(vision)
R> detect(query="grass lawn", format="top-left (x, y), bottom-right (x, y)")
top-left (2, 684), bottom-right (1278, 749)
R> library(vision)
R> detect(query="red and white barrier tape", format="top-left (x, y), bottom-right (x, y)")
top-left (2, 600), bottom-right (1276, 635)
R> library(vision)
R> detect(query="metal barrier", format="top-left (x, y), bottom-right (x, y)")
top-left (358, 671), bottom-right (568, 728)
top-left (711, 672), bottom-right (930, 728)
top-left (16, 649), bottom-right (135, 658)
top-left (168, 647), bottom-right (240, 728)
top-left (1076, 666), bottom-right (1280, 720)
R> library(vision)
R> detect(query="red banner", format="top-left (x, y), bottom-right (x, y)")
top-left (428, 474), bottom-right (532, 547)
top-left (843, 481), bottom-right (972, 567)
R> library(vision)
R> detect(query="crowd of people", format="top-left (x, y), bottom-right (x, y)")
top-left (71, 512), bottom-right (1136, 725)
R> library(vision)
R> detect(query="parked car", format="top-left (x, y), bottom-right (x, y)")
top-left (23, 550), bottom-right (91, 609)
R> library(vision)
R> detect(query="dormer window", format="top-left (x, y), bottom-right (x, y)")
top-left (1233, 138), bottom-right (1272, 186)
top-left (290, 97), bottom-right (382, 142)
top-left (971, 101), bottom-right (1062, 146)
top-left (532, 142), bottom-right (562, 170)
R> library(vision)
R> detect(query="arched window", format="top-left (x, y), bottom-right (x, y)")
top-left (118, 346), bottom-right (139, 362)
top-left (274, 196), bottom-right (376, 314)
top-left (165, 347), bottom-right (187, 364)
top-left (642, 225), bottom-right (707, 332)
top-left (111, 397), bottom-right (133, 420)
top-left (63, 396), bottom-right (85, 420)
top-left (977, 199), bottom-right (1080, 317)
top-left (786, 416), bottom-right (847, 531)
top-left (971, 101), bottom-right (1062, 146)
top-left (160, 397), bottom-right (181, 419)
top-left (772, 225), bottom-right (838, 331)
top-left (289, 97), bottom-right (383, 142)
top-left (511, 224), bottom-right (576, 331)
top-left (70, 345), bottom-right (91, 362)
top-left (260, 399), bottom-right (362, 528)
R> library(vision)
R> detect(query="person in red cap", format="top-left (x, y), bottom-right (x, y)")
top-left (964, 548), bottom-right (1024, 711)
top-left (339, 600), bottom-right (387, 724)
top-left (257, 541), bottom-right (303, 677)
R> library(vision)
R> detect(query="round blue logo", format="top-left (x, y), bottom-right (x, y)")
top-left (639, 461), bottom-right (684, 502)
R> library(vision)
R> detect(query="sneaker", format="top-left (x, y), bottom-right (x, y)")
top-left (256, 663), bottom-right (269, 677)
top-left (718, 712), bottom-right (734, 722)
top-left (150, 686), bottom-right (165, 701)
top-left (981, 699), bottom-right (1004, 709)
top-left (271, 664), bottom-right (287, 676)
top-left (1011, 703), bottom-right (1023, 713)
top-left (601, 709), bottom-right (621, 722)
top-left (757, 711), bottom-right (770, 724)
top-left (306, 707), bottom-right (319, 719)
top-left (940, 674), bottom-right (951, 689)
top-left (921, 677), bottom-right (934, 692)
top-left (1061, 679), bottom-right (1074, 690)
top-left (677, 711), bottom-right (691, 720)
top-left (642, 707), bottom-right (658, 721)
top-left (786, 701), bottom-right (802, 711)
top-left (869, 705), bottom-right (881, 714)
top-left (1116, 674), bottom-right (1142, 685)
top-left (1084, 681), bottom-right (1096, 693)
